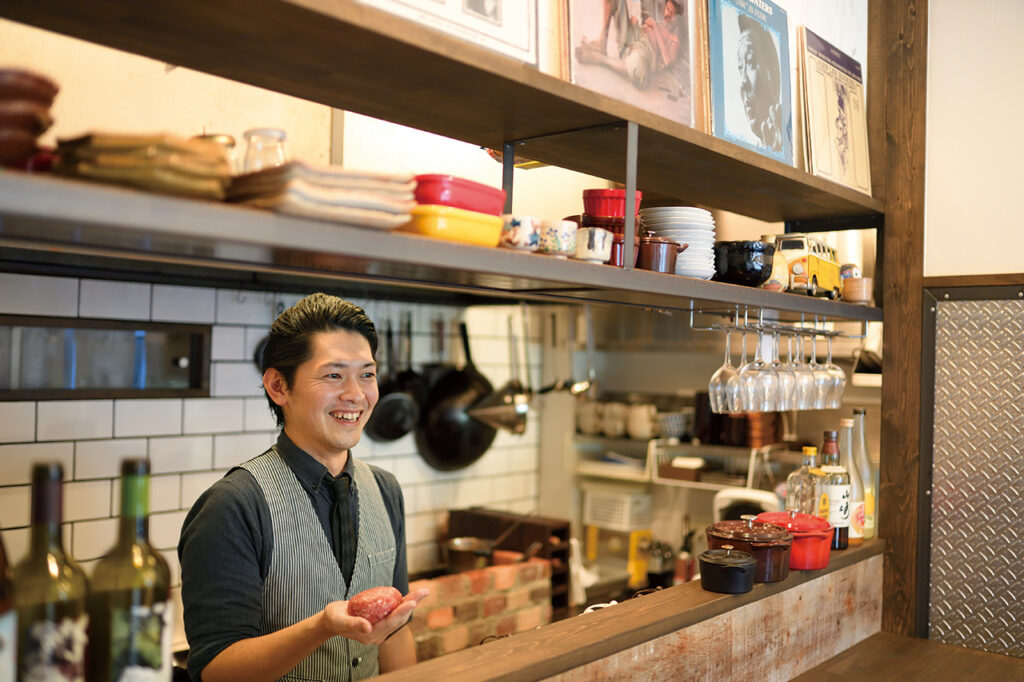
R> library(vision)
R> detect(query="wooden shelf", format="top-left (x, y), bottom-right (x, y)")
top-left (1, 0), bottom-right (882, 223)
top-left (0, 171), bottom-right (883, 321)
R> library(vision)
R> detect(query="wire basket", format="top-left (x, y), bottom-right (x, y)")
top-left (582, 485), bottom-right (653, 532)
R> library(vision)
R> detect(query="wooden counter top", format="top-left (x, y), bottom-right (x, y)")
top-left (792, 631), bottom-right (1024, 680)
top-left (379, 539), bottom-right (885, 681)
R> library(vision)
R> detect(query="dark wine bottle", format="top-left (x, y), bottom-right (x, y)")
top-left (14, 462), bottom-right (90, 681)
top-left (0, 529), bottom-right (16, 680)
top-left (87, 458), bottom-right (172, 681)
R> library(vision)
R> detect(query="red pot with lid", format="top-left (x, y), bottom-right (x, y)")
top-left (756, 509), bottom-right (834, 570)
top-left (705, 514), bottom-right (792, 582)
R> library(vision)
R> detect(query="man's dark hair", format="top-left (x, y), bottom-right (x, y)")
top-left (260, 293), bottom-right (378, 427)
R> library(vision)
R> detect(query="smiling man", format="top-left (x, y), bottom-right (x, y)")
top-left (179, 293), bottom-right (427, 681)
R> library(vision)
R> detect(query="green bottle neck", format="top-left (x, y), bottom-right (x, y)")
top-left (118, 474), bottom-right (151, 546)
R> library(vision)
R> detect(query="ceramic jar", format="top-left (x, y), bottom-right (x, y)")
top-left (573, 227), bottom-right (613, 263)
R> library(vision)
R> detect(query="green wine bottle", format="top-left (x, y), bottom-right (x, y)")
top-left (87, 458), bottom-right (172, 682)
top-left (0, 529), bottom-right (16, 680)
top-left (14, 462), bottom-right (90, 681)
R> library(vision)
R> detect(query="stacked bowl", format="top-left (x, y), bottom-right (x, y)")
top-left (0, 68), bottom-right (58, 167)
top-left (639, 206), bottom-right (716, 279)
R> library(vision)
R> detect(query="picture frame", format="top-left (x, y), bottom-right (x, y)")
top-left (357, 0), bottom-right (538, 66)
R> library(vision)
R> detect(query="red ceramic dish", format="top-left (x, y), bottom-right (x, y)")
top-left (582, 189), bottom-right (643, 218)
top-left (756, 510), bottom-right (834, 570)
top-left (414, 174), bottom-right (506, 216)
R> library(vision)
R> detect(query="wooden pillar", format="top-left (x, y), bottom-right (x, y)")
top-left (875, 0), bottom-right (928, 636)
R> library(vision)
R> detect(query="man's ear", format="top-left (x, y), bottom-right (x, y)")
top-left (263, 368), bottom-right (289, 407)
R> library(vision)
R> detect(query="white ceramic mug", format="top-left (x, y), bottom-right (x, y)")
top-left (576, 401), bottom-right (602, 435)
top-left (500, 215), bottom-right (541, 251)
top-left (627, 403), bottom-right (657, 440)
top-left (573, 227), bottom-right (613, 263)
top-left (538, 219), bottom-right (578, 258)
top-left (602, 402), bottom-right (627, 437)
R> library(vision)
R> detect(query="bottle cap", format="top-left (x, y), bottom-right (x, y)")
top-left (802, 446), bottom-right (817, 454)
top-left (120, 458), bottom-right (150, 477)
top-left (31, 461), bottom-right (64, 484)
top-left (823, 430), bottom-right (838, 439)
top-left (853, 408), bottom-right (866, 414)
top-left (840, 418), bottom-right (854, 427)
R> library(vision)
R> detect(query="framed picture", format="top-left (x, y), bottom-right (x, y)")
top-left (357, 0), bottom-right (537, 66)
top-left (708, 0), bottom-right (793, 164)
top-left (568, 0), bottom-right (693, 127)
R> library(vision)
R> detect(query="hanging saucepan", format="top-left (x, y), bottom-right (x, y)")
top-left (365, 321), bottom-right (420, 442)
top-left (415, 322), bottom-right (496, 471)
top-left (393, 311), bottom-right (429, 413)
top-left (467, 315), bottom-right (530, 434)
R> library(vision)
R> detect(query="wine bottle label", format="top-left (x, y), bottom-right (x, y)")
top-left (22, 613), bottom-right (88, 682)
top-left (0, 610), bottom-right (16, 682)
top-left (849, 500), bottom-right (865, 539)
top-left (826, 484), bottom-right (851, 527)
top-left (109, 600), bottom-right (173, 682)
top-left (817, 491), bottom-right (829, 519)
top-left (865, 490), bottom-right (876, 530)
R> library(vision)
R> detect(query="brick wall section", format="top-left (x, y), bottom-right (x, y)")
top-left (409, 558), bottom-right (553, 662)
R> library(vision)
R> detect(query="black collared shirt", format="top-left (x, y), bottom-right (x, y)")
top-left (178, 432), bottom-right (408, 681)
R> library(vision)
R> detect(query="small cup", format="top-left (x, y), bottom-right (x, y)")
top-left (573, 227), bottom-right (613, 263)
top-left (577, 401), bottom-right (602, 435)
top-left (840, 263), bottom-right (861, 280)
top-left (843, 276), bottom-right (873, 304)
top-left (500, 215), bottom-right (541, 251)
top-left (627, 403), bottom-right (657, 440)
top-left (242, 128), bottom-right (288, 173)
top-left (602, 402), bottom-right (628, 437)
top-left (609, 233), bottom-right (640, 268)
top-left (538, 219), bottom-right (578, 258)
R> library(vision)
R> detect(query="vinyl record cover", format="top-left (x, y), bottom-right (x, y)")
top-left (800, 26), bottom-right (871, 194)
top-left (708, 0), bottom-right (793, 164)
top-left (569, 0), bottom-right (693, 127)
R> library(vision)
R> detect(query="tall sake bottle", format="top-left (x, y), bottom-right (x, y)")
top-left (14, 462), bottom-right (90, 681)
top-left (87, 458), bottom-right (172, 681)
top-left (0, 529), bottom-right (15, 680)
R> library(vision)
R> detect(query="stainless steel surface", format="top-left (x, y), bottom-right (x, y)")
top-left (930, 298), bottom-right (1024, 657)
top-left (0, 171), bottom-right (881, 322)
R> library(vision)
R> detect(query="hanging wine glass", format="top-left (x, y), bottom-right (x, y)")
top-left (824, 331), bottom-right (847, 408)
top-left (771, 330), bottom-right (796, 411)
top-left (726, 326), bottom-right (750, 412)
top-left (792, 332), bottom-right (816, 411)
top-left (740, 331), bottom-right (777, 412)
top-left (809, 321), bottom-right (831, 410)
top-left (708, 330), bottom-right (738, 414)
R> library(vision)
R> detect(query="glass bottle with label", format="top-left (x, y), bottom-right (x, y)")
top-left (14, 462), bottom-right (90, 682)
top-left (839, 418), bottom-right (864, 546)
top-left (786, 446), bottom-right (826, 515)
top-left (820, 430), bottom-right (851, 550)
top-left (852, 408), bottom-right (877, 540)
top-left (0, 530), bottom-right (15, 681)
top-left (87, 458), bottom-right (172, 682)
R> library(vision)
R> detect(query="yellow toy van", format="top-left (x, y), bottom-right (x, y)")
top-left (774, 233), bottom-right (842, 299)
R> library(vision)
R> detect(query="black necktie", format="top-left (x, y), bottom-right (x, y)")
top-left (330, 474), bottom-right (355, 585)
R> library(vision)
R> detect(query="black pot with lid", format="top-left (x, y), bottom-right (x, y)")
top-left (698, 544), bottom-right (757, 594)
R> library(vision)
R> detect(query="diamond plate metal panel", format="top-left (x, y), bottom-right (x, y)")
top-left (931, 299), bottom-right (1024, 657)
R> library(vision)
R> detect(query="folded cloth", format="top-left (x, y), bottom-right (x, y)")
top-left (228, 161), bottom-right (415, 200)
top-left (54, 158), bottom-right (227, 200)
top-left (236, 178), bottom-right (414, 214)
top-left (242, 191), bottom-right (411, 230)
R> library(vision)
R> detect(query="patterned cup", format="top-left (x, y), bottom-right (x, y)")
top-left (538, 219), bottom-right (578, 258)
top-left (499, 215), bottom-right (541, 251)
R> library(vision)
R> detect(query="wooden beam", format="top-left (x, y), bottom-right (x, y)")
top-left (878, 0), bottom-right (928, 636)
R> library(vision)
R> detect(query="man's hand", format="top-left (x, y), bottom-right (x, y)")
top-left (321, 588), bottom-right (429, 646)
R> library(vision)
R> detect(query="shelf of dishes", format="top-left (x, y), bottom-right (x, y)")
top-left (574, 436), bottom-right (802, 491)
top-left (0, 170), bottom-right (883, 322)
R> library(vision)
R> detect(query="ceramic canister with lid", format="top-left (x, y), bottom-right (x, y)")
top-left (756, 509), bottom-right (834, 570)
top-left (705, 514), bottom-right (792, 582)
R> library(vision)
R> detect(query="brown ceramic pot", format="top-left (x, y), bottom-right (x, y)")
top-left (705, 514), bottom-right (792, 582)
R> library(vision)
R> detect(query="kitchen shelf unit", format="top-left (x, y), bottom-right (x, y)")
top-left (0, 0), bottom-right (884, 323)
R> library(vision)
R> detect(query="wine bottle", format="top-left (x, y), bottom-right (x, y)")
top-left (14, 462), bottom-right (90, 681)
top-left (820, 430), bottom-right (851, 550)
top-left (839, 419), bottom-right (864, 546)
top-left (87, 458), bottom-right (172, 682)
top-left (0, 530), bottom-right (16, 681)
top-left (852, 409), bottom-right (877, 540)
top-left (786, 446), bottom-right (826, 515)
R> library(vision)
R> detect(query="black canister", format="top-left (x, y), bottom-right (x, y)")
top-left (698, 545), bottom-right (757, 594)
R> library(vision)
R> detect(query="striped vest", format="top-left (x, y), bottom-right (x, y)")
top-left (241, 448), bottom-right (397, 681)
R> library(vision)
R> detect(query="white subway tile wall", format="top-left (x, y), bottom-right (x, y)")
top-left (0, 273), bottom-right (542, 581)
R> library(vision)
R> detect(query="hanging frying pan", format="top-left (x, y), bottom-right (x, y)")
top-left (365, 321), bottom-right (419, 442)
top-left (393, 311), bottom-right (429, 410)
top-left (467, 315), bottom-right (530, 434)
top-left (415, 322), bottom-right (496, 471)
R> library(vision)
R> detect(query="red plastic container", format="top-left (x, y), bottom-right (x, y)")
top-left (414, 174), bottom-right (506, 216)
top-left (582, 189), bottom-right (643, 218)
top-left (756, 510), bottom-right (834, 570)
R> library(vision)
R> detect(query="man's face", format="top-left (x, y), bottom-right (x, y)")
top-left (664, 1), bottom-right (677, 23)
top-left (270, 329), bottom-right (379, 462)
top-left (738, 34), bottom-right (771, 128)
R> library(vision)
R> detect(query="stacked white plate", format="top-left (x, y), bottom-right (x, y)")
top-left (639, 206), bottom-right (716, 279)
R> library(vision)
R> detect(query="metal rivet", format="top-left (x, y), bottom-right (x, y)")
top-left (943, 293), bottom-right (949, 300)
top-left (930, 306), bottom-right (935, 312)
top-left (1018, 291), bottom-right (1023, 298)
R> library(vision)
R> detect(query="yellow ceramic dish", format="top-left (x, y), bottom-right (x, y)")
top-left (398, 204), bottom-right (502, 247)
